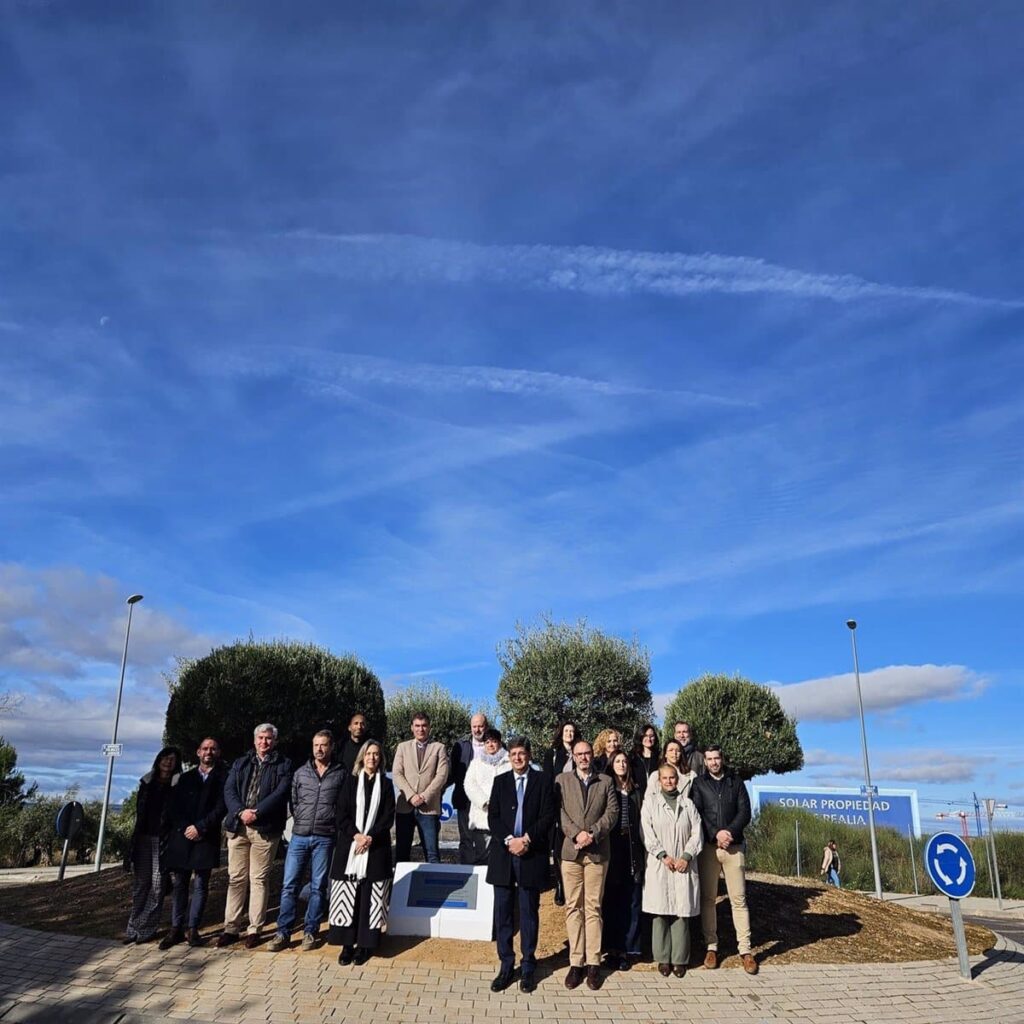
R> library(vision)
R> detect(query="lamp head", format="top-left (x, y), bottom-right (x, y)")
top-left (845, 619), bottom-right (857, 630)
top-left (127, 594), bottom-right (144, 605)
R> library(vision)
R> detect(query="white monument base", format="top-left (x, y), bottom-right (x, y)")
top-left (387, 862), bottom-right (493, 940)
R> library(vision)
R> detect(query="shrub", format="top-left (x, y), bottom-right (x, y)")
top-left (662, 673), bottom-right (803, 779)
top-left (164, 639), bottom-right (385, 767)
top-left (496, 617), bottom-right (653, 750)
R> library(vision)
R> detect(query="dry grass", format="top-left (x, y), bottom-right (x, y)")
top-left (0, 865), bottom-right (993, 970)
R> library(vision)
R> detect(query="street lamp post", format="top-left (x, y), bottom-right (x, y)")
top-left (94, 594), bottom-right (144, 873)
top-left (846, 619), bottom-right (883, 900)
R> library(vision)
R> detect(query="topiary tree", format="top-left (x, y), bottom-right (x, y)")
top-left (165, 639), bottom-right (385, 768)
top-left (384, 681), bottom-right (476, 762)
top-left (661, 673), bottom-right (803, 780)
top-left (496, 616), bottom-right (653, 752)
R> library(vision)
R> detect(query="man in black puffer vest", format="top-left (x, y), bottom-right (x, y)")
top-left (269, 730), bottom-right (347, 951)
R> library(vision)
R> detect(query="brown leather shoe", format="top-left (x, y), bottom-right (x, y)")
top-left (673, 964), bottom-right (687, 978)
top-left (243, 933), bottom-right (261, 950)
top-left (564, 966), bottom-right (584, 990)
top-left (703, 950), bottom-right (719, 970)
top-left (658, 963), bottom-right (672, 977)
top-left (585, 966), bottom-right (601, 990)
top-left (215, 932), bottom-right (238, 948)
top-left (741, 953), bottom-right (759, 975)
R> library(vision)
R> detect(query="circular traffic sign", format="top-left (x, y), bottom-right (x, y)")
top-left (55, 800), bottom-right (85, 842)
top-left (439, 801), bottom-right (454, 823)
top-left (923, 831), bottom-right (976, 899)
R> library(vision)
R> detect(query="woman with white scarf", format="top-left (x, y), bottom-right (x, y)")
top-left (327, 739), bottom-right (396, 965)
top-left (462, 728), bottom-right (511, 864)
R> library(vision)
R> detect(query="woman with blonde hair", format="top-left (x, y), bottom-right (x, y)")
top-left (641, 762), bottom-right (703, 978)
top-left (592, 728), bottom-right (623, 774)
top-left (328, 740), bottom-right (395, 966)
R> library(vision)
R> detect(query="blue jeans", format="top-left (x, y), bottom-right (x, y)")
top-left (277, 834), bottom-right (335, 936)
top-left (827, 868), bottom-right (841, 887)
top-left (395, 810), bottom-right (440, 863)
top-left (170, 869), bottom-right (211, 930)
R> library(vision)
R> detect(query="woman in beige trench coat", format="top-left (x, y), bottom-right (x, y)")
top-left (641, 763), bottom-right (704, 977)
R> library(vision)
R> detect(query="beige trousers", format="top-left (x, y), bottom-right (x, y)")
top-left (562, 858), bottom-right (607, 967)
top-left (224, 827), bottom-right (281, 935)
top-left (698, 843), bottom-right (751, 955)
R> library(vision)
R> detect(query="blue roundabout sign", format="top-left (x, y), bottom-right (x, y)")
top-left (923, 831), bottom-right (976, 900)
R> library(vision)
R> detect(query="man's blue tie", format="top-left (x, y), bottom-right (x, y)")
top-left (514, 774), bottom-right (525, 837)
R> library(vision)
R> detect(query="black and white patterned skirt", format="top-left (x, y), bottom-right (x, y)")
top-left (327, 876), bottom-right (393, 949)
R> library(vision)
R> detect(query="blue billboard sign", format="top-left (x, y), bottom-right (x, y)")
top-left (752, 786), bottom-right (921, 837)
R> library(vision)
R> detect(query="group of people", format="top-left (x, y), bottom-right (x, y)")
top-left (123, 718), bottom-right (395, 965)
top-left (464, 718), bottom-right (756, 992)
top-left (122, 712), bottom-right (757, 991)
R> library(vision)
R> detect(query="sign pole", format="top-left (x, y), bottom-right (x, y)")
top-left (948, 898), bottom-right (971, 980)
top-left (57, 838), bottom-right (72, 882)
top-left (795, 818), bottom-right (801, 876)
top-left (95, 594), bottom-right (143, 873)
top-left (984, 800), bottom-right (1003, 910)
top-left (923, 831), bottom-right (976, 982)
top-left (908, 826), bottom-right (919, 896)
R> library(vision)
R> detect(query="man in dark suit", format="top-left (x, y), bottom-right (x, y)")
top-left (450, 712), bottom-right (488, 863)
top-left (161, 737), bottom-right (228, 948)
top-left (486, 736), bottom-right (553, 994)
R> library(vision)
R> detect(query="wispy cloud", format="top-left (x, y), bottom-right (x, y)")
top-left (201, 345), bottom-right (751, 409)
top-left (771, 664), bottom-right (987, 723)
top-left (273, 231), bottom-right (1024, 310)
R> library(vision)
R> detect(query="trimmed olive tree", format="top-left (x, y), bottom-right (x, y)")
top-left (165, 640), bottom-right (385, 767)
top-left (661, 672), bottom-right (803, 780)
top-left (496, 617), bottom-right (654, 751)
top-left (384, 681), bottom-right (477, 762)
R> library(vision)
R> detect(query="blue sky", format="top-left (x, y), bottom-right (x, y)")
top-left (1, 3), bottom-right (1022, 829)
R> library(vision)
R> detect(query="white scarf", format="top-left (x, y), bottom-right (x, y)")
top-left (343, 769), bottom-right (382, 880)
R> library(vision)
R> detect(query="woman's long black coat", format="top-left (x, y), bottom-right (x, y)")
top-left (329, 772), bottom-right (396, 884)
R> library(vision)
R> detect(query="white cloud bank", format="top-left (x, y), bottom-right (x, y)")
top-left (770, 664), bottom-right (986, 722)
top-left (0, 563), bottom-right (216, 796)
top-left (808, 749), bottom-right (990, 786)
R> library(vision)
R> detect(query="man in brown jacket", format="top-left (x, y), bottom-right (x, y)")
top-left (392, 712), bottom-right (450, 863)
top-left (554, 739), bottom-right (618, 990)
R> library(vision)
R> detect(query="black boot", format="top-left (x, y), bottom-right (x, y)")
top-left (158, 928), bottom-right (184, 950)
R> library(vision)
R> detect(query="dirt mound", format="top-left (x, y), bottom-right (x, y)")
top-left (0, 865), bottom-right (993, 969)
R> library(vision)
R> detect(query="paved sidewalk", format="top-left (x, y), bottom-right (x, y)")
top-left (879, 891), bottom-right (1024, 919)
top-left (0, 864), bottom-right (118, 886)
top-left (0, 922), bottom-right (1022, 1024)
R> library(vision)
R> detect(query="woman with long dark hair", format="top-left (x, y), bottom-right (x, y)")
top-left (630, 723), bottom-right (660, 791)
top-left (124, 746), bottom-right (181, 943)
top-left (542, 721), bottom-right (576, 906)
top-left (645, 739), bottom-right (695, 799)
top-left (601, 751), bottom-right (644, 969)
top-left (328, 740), bottom-right (396, 966)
